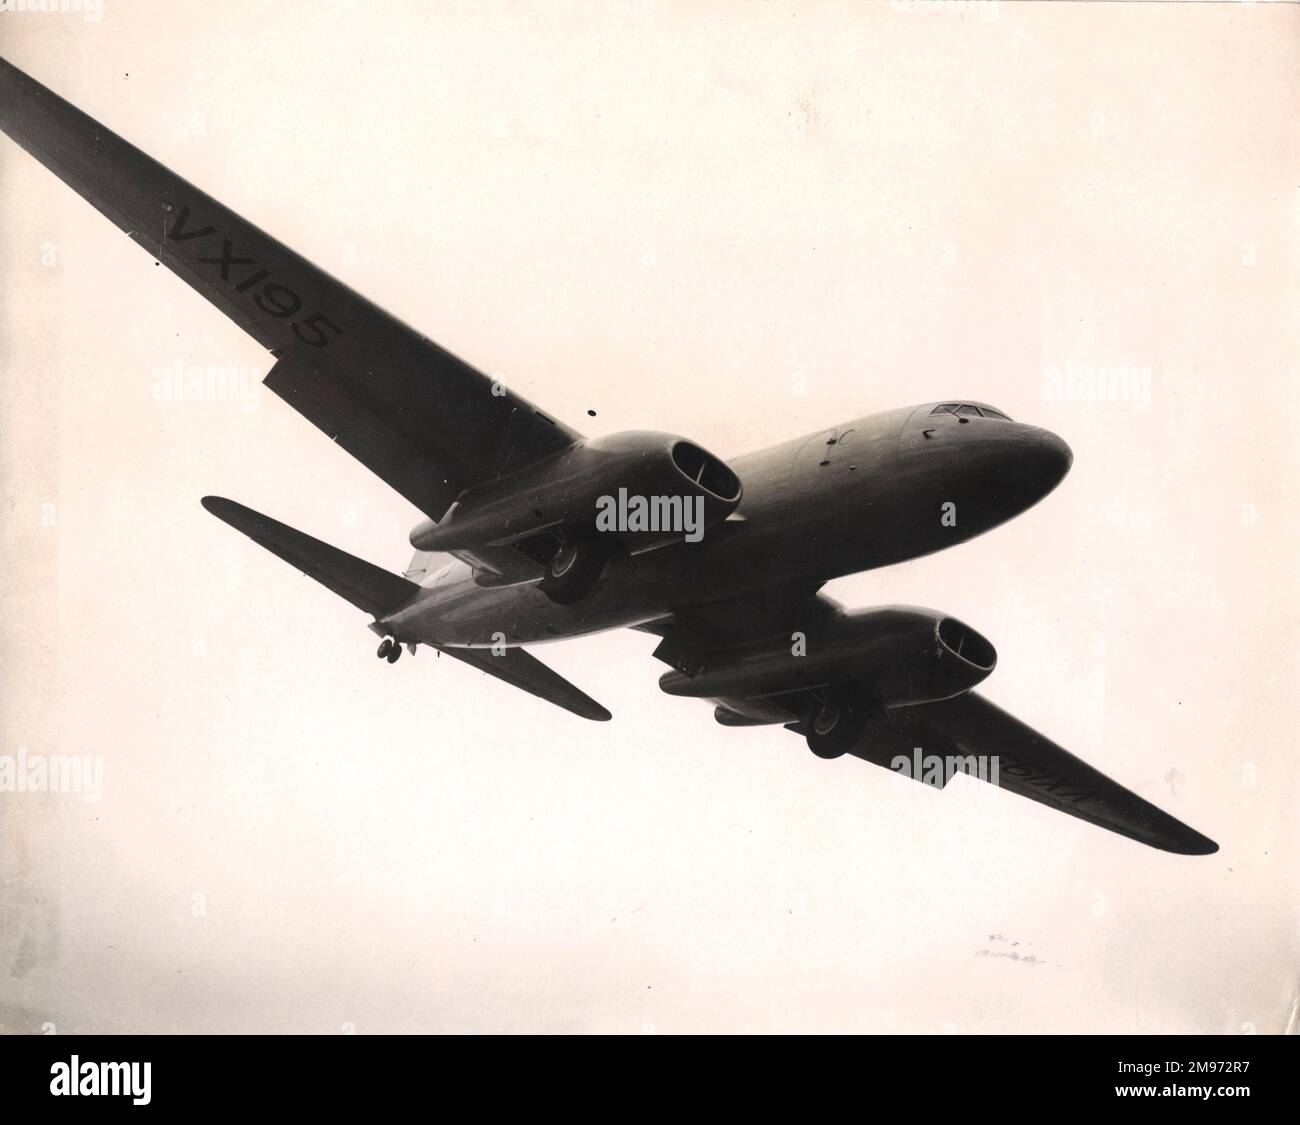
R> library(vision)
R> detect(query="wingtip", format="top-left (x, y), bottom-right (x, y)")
top-left (1182, 834), bottom-right (1219, 857)
top-left (1155, 825), bottom-right (1219, 856)
top-left (201, 495), bottom-right (252, 524)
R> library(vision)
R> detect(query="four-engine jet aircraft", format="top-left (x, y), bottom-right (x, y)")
top-left (0, 57), bottom-right (1217, 854)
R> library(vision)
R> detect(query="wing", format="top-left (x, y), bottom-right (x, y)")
top-left (650, 589), bottom-right (1217, 855)
top-left (0, 56), bottom-right (580, 522)
top-left (869, 692), bottom-right (1218, 855)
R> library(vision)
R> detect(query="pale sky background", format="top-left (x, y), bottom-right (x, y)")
top-left (1, 1), bottom-right (1297, 1033)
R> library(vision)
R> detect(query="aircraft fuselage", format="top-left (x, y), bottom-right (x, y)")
top-left (379, 401), bottom-right (1072, 647)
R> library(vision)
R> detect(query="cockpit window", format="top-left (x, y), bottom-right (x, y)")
top-left (930, 403), bottom-right (1013, 421)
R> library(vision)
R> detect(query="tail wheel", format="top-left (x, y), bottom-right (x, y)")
top-left (539, 532), bottom-right (608, 605)
top-left (804, 694), bottom-right (868, 759)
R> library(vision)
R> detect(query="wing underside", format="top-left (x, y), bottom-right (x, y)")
top-left (833, 693), bottom-right (1218, 855)
top-left (652, 590), bottom-right (1217, 855)
top-left (0, 56), bottom-right (581, 521)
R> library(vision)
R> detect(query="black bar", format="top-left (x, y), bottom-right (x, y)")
top-left (4, 1032), bottom-right (1290, 1111)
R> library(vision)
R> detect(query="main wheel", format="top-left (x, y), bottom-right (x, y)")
top-left (386, 644), bottom-right (402, 663)
top-left (376, 638), bottom-right (394, 659)
top-left (539, 533), bottom-right (608, 605)
top-left (804, 695), bottom-right (867, 759)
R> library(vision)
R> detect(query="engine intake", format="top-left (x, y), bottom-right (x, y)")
top-left (410, 431), bottom-right (741, 554)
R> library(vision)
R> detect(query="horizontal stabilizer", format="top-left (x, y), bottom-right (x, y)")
top-left (435, 646), bottom-right (611, 722)
top-left (202, 496), bottom-right (417, 618)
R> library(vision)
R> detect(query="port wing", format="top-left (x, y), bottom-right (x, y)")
top-left (0, 56), bottom-right (581, 522)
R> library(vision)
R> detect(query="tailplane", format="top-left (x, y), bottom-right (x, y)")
top-left (436, 646), bottom-right (611, 722)
top-left (202, 496), bottom-right (610, 721)
top-left (201, 497), bottom-right (417, 618)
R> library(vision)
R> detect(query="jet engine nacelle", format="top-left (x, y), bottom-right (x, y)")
top-left (409, 431), bottom-right (742, 554)
top-left (659, 607), bottom-right (997, 708)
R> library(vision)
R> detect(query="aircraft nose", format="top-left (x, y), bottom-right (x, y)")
top-left (971, 424), bottom-right (1072, 515)
top-left (1032, 428), bottom-right (1073, 492)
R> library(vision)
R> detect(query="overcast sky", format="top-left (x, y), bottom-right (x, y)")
top-left (2, 1), bottom-right (1297, 1033)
